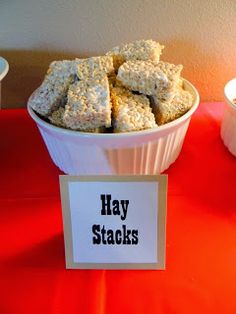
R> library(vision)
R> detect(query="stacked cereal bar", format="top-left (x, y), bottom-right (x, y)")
top-left (76, 56), bottom-right (114, 80)
top-left (29, 60), bottom-right (75, 116)
top-left (60, 56), bottom-right (114, 132)
top-left (63, 75), bottom-right (111, 131)
top-left (151, 88), bottom-right (193, 125)
top-left (111, 87), bottom-right (157, 132)
top-left (106, 39), bottom-right (164, 70)
top-left (117, 60), bottom-right (183, 101)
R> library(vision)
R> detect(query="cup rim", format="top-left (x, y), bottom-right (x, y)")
top-left (27, 78), bottom-right (200, 139)
top-left (224, 78), bottom-right (236, 110)
top-left (0, 57), bottom-right (9, 81)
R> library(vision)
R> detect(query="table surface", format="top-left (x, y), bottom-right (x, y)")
top-left (0, 103), bottom-right (236, 314)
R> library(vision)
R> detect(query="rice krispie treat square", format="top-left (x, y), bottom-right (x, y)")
top-left (117, 60), bottom-right (183, 101)
top-left (106, 39), bottom-right (164, 71)
top-left (76, 56), bottom-right (114, 80)
top-left (29, 60), bottom-right (75, 116)
top-left (63, 74), bottom-right (111, 131)
top-left (111, 86), bottom-right (157, 133)
top-left (151, 87), bottom-right (193, 125)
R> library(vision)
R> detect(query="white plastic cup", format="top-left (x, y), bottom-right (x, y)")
top-left (0, 57), bottom-right (9, 106)
top-left (221, 78), bottom-right (236, 156)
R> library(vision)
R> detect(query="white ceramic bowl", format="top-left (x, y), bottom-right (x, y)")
top-left (222, 78), bottom-right (236, 157)
top-left (0, 57), bottom-right (9, 105)
top-left (27, 79), bottom-right (199, 175)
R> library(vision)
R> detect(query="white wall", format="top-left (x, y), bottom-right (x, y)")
top-left (1, 0), bottom-right (236, 107)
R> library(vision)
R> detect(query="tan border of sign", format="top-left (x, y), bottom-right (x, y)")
top-left (59, 175), bottom-right (167, 270)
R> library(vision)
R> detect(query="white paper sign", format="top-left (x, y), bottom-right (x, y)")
top-left (60, 175), bottom-right (167, 269)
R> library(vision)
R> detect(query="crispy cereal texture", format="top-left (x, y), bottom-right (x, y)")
top-left (49, 106), bottom-right (106, 132)
top-left (106, 39), bottom-right (164, 71)
top-left (117, 60), bottom-right (183, 101)
top-left (111, 86), bottom-right (157, 132)
top-left (151, 87), bottom-right (193, 125)
top-left (29, 60), bottom-right (75, 116)
top-left (48, 107), bottom-right (67, 128)
top-left (76, 56), bottom-right (114, 80)
top-left (63, 75), bottom-right (111, 131)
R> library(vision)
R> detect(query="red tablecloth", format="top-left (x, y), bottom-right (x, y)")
top-left (0, 103), bottom-right (236, 314)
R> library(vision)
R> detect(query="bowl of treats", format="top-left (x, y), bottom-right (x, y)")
top-left (221, 78), bottom-right (236, 156)
top-left (28, 40), bottom-right (199, 175)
